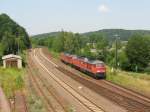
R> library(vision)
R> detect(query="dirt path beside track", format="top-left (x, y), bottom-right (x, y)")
top-left (0, 87), bottom-right (11, 112)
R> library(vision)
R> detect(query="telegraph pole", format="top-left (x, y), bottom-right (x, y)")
top-left (114, 34), bottom-right (119, 69)
top-left (17, 38), bottom-right (20, 55)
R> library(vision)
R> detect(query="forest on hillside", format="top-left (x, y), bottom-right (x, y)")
top-left (0, 14), bottom-right (31, 59)
top-left (32, 31), bottom-right (150, 73)
top-left (32, 29), bottom-right (150, 41)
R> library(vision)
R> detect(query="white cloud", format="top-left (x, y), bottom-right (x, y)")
top-left (98, 4), bottom-right (110, 13)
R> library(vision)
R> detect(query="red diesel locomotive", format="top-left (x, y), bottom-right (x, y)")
top-left (60, 53), bottom-right (106, 79)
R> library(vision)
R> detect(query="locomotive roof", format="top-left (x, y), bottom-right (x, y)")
top-left (64, 53), bottom-right (71, 56)
top-left (64, 53), bottom-right (74, 57)
top-left (63, 53), bottom-right (104, 65)
top-left (87, 60), bottom-right (104, 65)
top-left (76, 56), bottom-right (104, 65)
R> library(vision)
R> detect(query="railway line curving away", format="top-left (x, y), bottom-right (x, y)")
top-left (27, 48), bottom-right (150, 112)
top-left (33, 49), bottom-right (105, 112)
top-left (41, 48), bottom-right (150, 111)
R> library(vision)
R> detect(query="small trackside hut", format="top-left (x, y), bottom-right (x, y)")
top-left (2, 54), bottom-right (22, 69)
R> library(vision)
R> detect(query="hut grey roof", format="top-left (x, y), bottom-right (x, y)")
top-left (2, 54), bottom-right (22, 60)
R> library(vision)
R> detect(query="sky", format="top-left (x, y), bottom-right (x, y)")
top-left (0, 0), bottom-right (150, 35)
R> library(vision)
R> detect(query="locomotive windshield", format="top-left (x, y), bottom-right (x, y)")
top-left (96, 63), bottom-right (104, 67)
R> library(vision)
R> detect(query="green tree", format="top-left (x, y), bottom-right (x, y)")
top-left (63, 32), bottom-right (74, 53)
top-left (0, 13), bottom-right (31, 55)
top-left (47, 36), bottom-right (54, 48)
top-left (96, 36), bottom-right (108, 61)
top-left (81, 45), bottom-right (95, 59)
top-left (126, 34), bottom-right (150, 71)
top-left (118, 50), bottom-right (130, 70)
top-left (52, 32), bottom-right (64, 52)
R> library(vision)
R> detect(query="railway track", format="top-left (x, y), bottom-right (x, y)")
top-left (33, 49), bottom-right (105, 112)
top-left (28, 60), bottom-right (55, 112)
top-left (57, 67), bottom-right (150, 112)
top-left (40, 48), bottom-right (150, 112)
top-left (28, 54), bottom-right (67, 112)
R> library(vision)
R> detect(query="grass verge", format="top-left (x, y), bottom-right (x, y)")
top-left (0, 68), bottom-right (25, 98)
top-left (48, 49), bottom-right (60, 59)
top-left (106, 67), bottom-right (150, 97)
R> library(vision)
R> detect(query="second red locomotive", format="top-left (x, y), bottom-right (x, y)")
top-left (60, 53), bottom-right (106, 79)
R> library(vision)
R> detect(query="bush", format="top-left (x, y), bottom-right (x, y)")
top-left (20, 51), bottom-right (27, 67)
top-left (144, 66), bottom-right (150, 74)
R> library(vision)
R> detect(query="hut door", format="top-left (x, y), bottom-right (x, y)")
top-left (11, 60), bottom-right (17, 67)
top-left (6, 60), bottom-right (17, 68)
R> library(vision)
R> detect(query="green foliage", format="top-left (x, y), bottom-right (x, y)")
top-left (52, 35), bottom-right (64, 52)
top-left (118, 50), bottom-right (130, 70)
top-left (126, 34), bottom-right (150, 71)
top-left (63, 32), bottom-right (82, 54)
top-left (0, 13), bottom-right (31, 55)
top-left (32, 29), bottom-right (150, 44)
top-left (20, 51), bottom-right (27, 67)
top-left (31, 32), bottom-right (60, 39)
top-left (48, 48), bottom-right (60, 59)
top-left (81, 46), bottom-right (93, 58)
top-left (95, 36), bottom-right (109, 61)
top-left (15, 75), bottom-right (24, 89)
top-left (37, 31), bottom-right (83, 54)
top-left (144, 66), bottom-right (150, 74)
top-left (84, 29), bottom-right (150, 41)
top-left (106, 49), bottom-right (115, 66)
top-left (96, 49), bottom-right (108, 61)
top-left (73, 34), bottom-right (82, 54)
